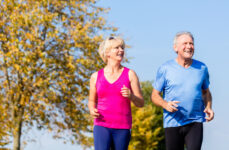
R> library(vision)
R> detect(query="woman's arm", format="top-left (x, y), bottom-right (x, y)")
top-left (121, 70), bottom-right (144, 107)
top-left (88, 72), bottom-right (100, 118)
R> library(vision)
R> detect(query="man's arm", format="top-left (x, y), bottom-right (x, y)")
top-left (151, 89), bottom-right (179, 112)
top-left (202, 88), bottom-right (214, 122)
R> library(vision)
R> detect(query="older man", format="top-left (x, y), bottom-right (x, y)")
top-left (151, 31), bottom-right (214, 150)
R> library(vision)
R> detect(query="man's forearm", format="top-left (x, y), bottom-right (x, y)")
top-left (151, 91), bottom-right (167, 109)
top-left (203, 89), bottom-right (212, 108)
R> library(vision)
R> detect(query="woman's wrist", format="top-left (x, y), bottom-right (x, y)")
top-left (129, 93), bottom-right (134, 100)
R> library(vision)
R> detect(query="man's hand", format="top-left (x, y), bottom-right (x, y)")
top-left (204, 107), bottom-right (214, 122)
top-left (164, 101), bottom-right (180, 112)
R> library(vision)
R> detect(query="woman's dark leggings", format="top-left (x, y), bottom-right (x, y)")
top-left (165, 122), bottom-right (203, 150)
top-left (93, 125), bottom-right (131, 150)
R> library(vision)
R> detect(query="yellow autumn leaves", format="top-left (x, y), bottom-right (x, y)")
top-left (0, 0), bottom-right (113, 149)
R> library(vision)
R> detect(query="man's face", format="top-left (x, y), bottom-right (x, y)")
top-left (174, 34), bottom-right (194, 60)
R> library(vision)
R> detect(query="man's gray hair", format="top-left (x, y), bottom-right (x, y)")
top-left (173, 31), bottom-right (194, 45)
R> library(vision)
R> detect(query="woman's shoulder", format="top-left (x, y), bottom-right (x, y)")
top-left (90, 68), bottom-right (104, 79)
top-left (90, 71), bottom-right (99, 85)
top-left (126, 68), bottom-right (138, 82)
top-left (123, 66), bottom-right (134, 75)
top-left (91, 71), bottom-right (98, 79)
top-left (128, 69), bottom-right (136, 75)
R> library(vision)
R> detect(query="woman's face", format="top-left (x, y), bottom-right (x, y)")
top-left (107, 41), bottom-right (125, 62)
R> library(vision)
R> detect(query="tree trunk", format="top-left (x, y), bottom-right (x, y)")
top-left (13, 109), bottom-right (23, 150)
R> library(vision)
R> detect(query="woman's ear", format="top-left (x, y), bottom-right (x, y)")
top-left (105, 50), bottom-right (109, 57)
top-left (105, 49), bottom-right (111, 59)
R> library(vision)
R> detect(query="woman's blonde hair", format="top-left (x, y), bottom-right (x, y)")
top-left (98, 36), bottom-right (125, 63)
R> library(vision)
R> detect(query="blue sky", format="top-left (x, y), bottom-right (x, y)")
top-left (26, 0), bottom-right (229, 149)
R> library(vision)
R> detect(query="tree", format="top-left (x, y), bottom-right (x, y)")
top-left (0, 0), bottom-right (117, 149)
top-left (129, 81), bottom-right (165, 150)
top-left (0, 96), bottom-right (10, 147)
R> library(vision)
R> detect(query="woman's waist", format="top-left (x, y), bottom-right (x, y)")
top-left (94, 113), bottom-right (132, 128)
top-left (97, 108), bottom-right (132, 117)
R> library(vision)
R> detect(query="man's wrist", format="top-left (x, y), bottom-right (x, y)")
top-left (161, 101), bottom-right (168, 109)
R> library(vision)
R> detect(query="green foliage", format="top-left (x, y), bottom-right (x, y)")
top-left (0, 0), bottom-right (117, 149)
top-left (129, 81), bottom-right (165, 150)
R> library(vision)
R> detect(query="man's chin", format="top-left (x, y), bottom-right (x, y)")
top-left (183, 56), bottom-right (193, 61)
top-left (184, 54), bottom-right (193, 59)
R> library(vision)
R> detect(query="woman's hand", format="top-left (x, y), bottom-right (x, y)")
top-left (90, 108), bottom-right (100, 119)
top-left (121, 85), bottom-right (132, 99)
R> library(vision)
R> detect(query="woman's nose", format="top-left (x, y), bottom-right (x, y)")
top-left (118, 47), bottom-right (124, 51)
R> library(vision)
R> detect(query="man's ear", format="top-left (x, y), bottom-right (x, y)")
top-left (173, 44), bottom-right (178, 53)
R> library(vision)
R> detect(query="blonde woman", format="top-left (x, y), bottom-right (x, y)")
top-left (88, 36), bottom-right (144, 150)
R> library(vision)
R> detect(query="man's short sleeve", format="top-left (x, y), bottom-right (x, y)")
top-left (153, 66), bottom-right (166, 92)
top-left (202, 67), bottom-right (210, 90)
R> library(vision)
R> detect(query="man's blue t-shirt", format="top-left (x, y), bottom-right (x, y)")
top-left (153, 59), bottom-right (210, 128)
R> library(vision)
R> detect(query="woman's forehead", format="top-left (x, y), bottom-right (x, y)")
top-left (110, 39), bottom-right (124, 47)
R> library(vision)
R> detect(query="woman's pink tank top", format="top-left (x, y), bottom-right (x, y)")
top-left (94, 67), bottom-right (132, 129)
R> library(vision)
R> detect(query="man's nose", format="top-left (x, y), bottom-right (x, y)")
top-left (187, 43), bottom-right (193, 48)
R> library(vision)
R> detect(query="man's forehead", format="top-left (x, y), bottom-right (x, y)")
top-left (177, 35), bottom-right (193, 42)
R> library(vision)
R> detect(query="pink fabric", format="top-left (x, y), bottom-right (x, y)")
top-left (94, 67), bottom-right (132, 129)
